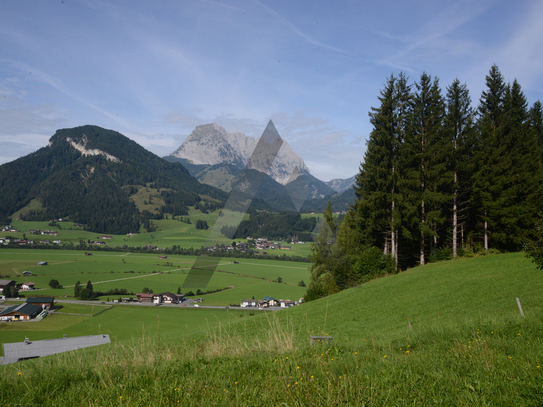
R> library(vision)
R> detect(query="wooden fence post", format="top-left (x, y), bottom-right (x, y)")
top-left (516, 297), bottom-right (525, 317)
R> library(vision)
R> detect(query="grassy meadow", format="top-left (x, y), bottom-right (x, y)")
top-left (0, 249), bottom-right (310, 304)
top-left (1, 252), bottom-right (542, 405)
top-left (6, 207), bottom-right (315, 257)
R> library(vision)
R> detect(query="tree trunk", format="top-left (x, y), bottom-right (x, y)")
top-left (484, 211), bottom-right (488, 250)
top-left (420, 198), bottom-right (425, 265)
top-left (390, 200), bottom-right (398, 266)
top-left (453, 171), bottom-right (458, 258)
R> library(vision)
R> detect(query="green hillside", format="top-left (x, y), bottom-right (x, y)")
top-left (1, 253), bottom-right (542, 405)
top-left (0, 125), bottom-right (227, 234)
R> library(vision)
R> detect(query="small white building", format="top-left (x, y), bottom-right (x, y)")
top-left (241, 299), bottom-right (257, 308)
top-left (21, 282), bottom-right (35, 290)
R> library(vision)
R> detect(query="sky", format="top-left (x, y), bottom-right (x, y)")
top-left (1, 0), bottom-right (543, 181)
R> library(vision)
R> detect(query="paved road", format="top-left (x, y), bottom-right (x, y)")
top-left (52, 298), bottom-right (284, 311)
top-left (1, 298), bottom-right (286, 311)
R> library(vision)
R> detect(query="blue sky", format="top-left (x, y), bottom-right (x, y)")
top-left (1, 0), bottom-right (542, 181)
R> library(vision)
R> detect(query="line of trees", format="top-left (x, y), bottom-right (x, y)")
top-left (305, 65), bottom-right (543, 300)
top-left (346, 65), bottom-right (543, 270)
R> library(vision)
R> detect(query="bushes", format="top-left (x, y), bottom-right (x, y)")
top-left (349, 247), bottom-right (396, 284)
top-left (524, 220), bottom-right (543, 269)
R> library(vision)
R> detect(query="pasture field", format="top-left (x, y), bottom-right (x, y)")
top-left (1, 252), bottom-right (542, 405)
top-left (0, 249), bottom-right (310, 304)
top-left (7, 208), bottom-right (314, 257)
top-left (0, 304), bottom-right (253, 357)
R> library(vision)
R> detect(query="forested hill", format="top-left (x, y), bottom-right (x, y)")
top-left (0, 125), bottom-right (227, 233)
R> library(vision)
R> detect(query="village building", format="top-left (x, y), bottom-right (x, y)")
top-left (136, 293), bottom-right (162, 304)
top-left (136, 293), bottom-right (155, 303)
top-left (25, 297), bottom-right (54, 309)
top-left (241, 299), bottom-right (257, 308)
top-left (0, 280), bottom-right (16, 290)
top-left (0, 303), bottom-right (42, 321)
top-left (263, 296), bottom-right (279, 307)
top-left (20, 282), bottom-right (35, 290)
top-left (23, 271), bottom-right (33, 276)
top-left (159, 292), bottom-right (179, 304)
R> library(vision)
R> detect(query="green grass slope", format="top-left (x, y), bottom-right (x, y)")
top-left (1, 253), bottom-right (542, 406)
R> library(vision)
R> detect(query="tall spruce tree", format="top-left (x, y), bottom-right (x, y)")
top-left (528, 100), bottom-right (543, 160)
top-left (445, 79), bottom-right (475, 258)
top-left (403, 73), bottom-right (450, 265)
top-left (496, 80), bottom-right (543, 248)
top-left (354, 73), bottom-right (411, 267)
top-left (473, 65), bottom-right (507, 250)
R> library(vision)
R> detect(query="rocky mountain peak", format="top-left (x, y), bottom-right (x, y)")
top-left (169, 123), bottom-right (310, 185)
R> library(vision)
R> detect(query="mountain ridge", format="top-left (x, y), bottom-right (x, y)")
top-left (0, 125), bottom-right (226, 234)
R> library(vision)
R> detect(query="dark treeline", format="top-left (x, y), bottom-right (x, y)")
top-left (348, 65), bottom-right (543, 269)
top-left (305, 65), bottom-right (543, 301)
top-left (220, 212), bottom-right (317, 241)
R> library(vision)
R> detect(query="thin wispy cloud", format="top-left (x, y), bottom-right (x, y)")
top-left (378, 0), bottom-right (495, 70)
top-left (251, 0), bottom-right (348, 55)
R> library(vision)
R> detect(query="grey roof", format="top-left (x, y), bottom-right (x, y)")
top-left (1, 334), bottom-right (111, 365)
top-left (26, 297), bottom-right (54, 304)
top-left (0, 279), bottom-right (15, 286)
top-left (0, 303), bottom-right (42, 317)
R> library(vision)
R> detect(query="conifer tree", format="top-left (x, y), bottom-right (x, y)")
top-left (473, 65), bottom-right (507, 250)
top-left (529, 100), bottom-right (543, 160)
top-left (445, 79), bottom-right (475, 258)
top-left (403, 73), bottom-right (449, 265)
top-left (74, 280), bottom-right (81, 298)
top-left (354, 73), bottom-right (411, 266)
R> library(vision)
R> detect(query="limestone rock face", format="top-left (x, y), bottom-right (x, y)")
top-left (170, 123), bottom-right (310, 185)
top-left (326, 175), bottom-right (356, 193)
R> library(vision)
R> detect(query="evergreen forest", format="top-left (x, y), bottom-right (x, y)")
top-left (305, 65), bottom-right (543, 301)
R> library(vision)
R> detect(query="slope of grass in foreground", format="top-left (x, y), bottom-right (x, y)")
top-left (1, 252), bottom-right (542, 406)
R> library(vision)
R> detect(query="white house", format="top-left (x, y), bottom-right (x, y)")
top-left (241, 299), bottom-right (257, 308)
top-left (21, 282), bottom-right (35, 290)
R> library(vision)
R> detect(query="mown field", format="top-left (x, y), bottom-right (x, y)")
top-left (6, 207), bottom-right (315, 258)
top-left (1, 252), bottom-right (542, 405)
top-left (0, 249), bottom-right (310, 304)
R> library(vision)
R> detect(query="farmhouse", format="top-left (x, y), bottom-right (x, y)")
top-left (263, 296), bottom-right (279, 307)
top-left (38, 261), bottom-right (48, 266)
top-left (241, 299), bottom-right (257, 308)
top-left (20, 282), bottom-right (35, 290)
top-left (136, 293), bottom-right (154, 303)
top-left (0, 303), bottom-right (42, 321)
top-left (159, 292), bottom-right (179, 304)
top-left (136, 293), bottom-right (162, 304)
top-left (0, 280), bottom-right (16, 290)
top-left (23, 271), bottom-right (33, 276)
top-left (279, 300), bottom-right (295, 308)
top-left (25, 297), bottom-right (54, 309)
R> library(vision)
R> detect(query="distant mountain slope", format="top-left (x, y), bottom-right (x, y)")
top-left (167, 123), bottom-right (310, 185)
top-left (326, 175), bottom-right (356, 193)
top-left (300, 186), bottom-right (356, 213)
top-left (165, 123), bottom-right (336, 210)
top-left (0, 125), bottom-right (226, 234)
